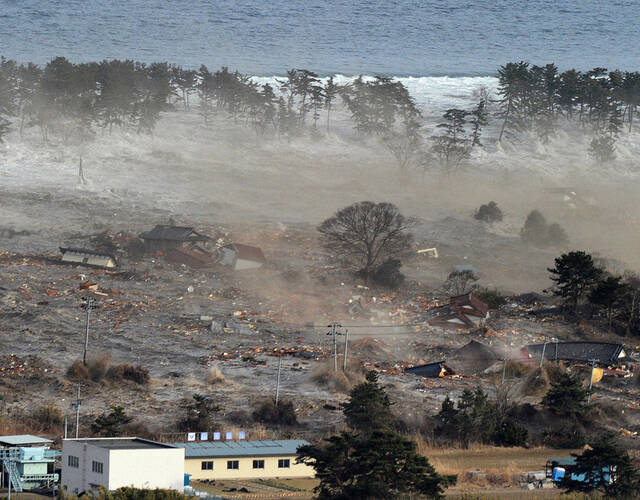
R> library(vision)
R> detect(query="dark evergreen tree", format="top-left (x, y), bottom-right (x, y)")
top-left (177, 394), bottom-right (221, 432)
top-left (542, 372), bottom-right (589, 415)
top-left (548, 251), bottom-right (603, 314)
top-left (324, 76), bottom-right (338, 132)
top-left (342, 371), bottom-right (395, 434)
top-left (561, 432), bottom-right (640, 497)
top-left (589, 275), bottom-right (626, 329)
top-left (91, 405), bottom-right (133, 437)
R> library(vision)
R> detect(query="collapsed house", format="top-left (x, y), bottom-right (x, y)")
top-left (59, 247), bottom-right (117, 269)
top-left (404, 361), bottom-right (455, 378)
top-left (524, 341), bottom-right (628, 367)
top-left (218, 243), bottom-right (266, 270)
top-left (447, 340), bottom-right (500, 374)
top-left (139, 225), bottom-right (210, 253)
top-left (428, 292), bottom-right (489, 329)
top-left (165, 246), bottom-right (214, 268)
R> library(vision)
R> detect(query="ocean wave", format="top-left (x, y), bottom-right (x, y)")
top-left (250, 74), bottom-right (499, 112)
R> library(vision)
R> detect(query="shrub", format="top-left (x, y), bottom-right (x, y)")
top-left (542, 428), bottom-right (586, 449)
top-left (67, 360), bottom-right (89, 380)
top-left (443, 269), bottom-right (478, 295)
top-left (252, 399), bottom-right (298, 426)
top-left (474, 201), bottom-right (503, 223)
top-left (492, 420), bottom-right (528, 447)
top-left (107, 363), bottom-right (150, 385)
top-left (205, 366), bottom-right (226, 385)
top-left (372, 259), bottom-right (405, 288)
top-left (31, 405), bottom-right (64, 430)
top-left (475, 288), bottom-right (507, 310)
top-left (67, 358), bottom-right (149, 385)
top-left (88, 355), bottom-right (110, 382)
top-left (311, 362), bottom-right (364, 393)
top-left (521, 210), bottom-right (568, 247)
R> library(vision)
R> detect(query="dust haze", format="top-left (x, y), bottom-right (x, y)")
top-left (3, 93), bottom-right (639, 297)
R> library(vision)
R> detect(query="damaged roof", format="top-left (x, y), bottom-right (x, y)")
top-left (404, 361), bottom-right (455, 378)
top-left (525, 342), bottom-right (627, 365)
top-left (450, 292), bottom-right (489, 316)
top-left (453, 340), bottom-right (499, 361)
top-left (165, 248), bottom-right (214, 268)
top-left (60, 247), bottom-right (116, 260)
top-left (225, 243), bottom-right (266, 263)
top-left (139, 225), bottom-right (209, 242)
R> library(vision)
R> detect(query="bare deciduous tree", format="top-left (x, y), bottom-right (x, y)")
top-left (317, 201), bottom-right (414, 277)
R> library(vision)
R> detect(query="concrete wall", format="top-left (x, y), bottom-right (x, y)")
top-left (185, 455), bottom-right (314, 480)
top-left (234, 259), bottom-right (263, 270)
top-left (62, 440), bottom-right (110, 494)
top-left (108, 448), bottom-right (184, 491)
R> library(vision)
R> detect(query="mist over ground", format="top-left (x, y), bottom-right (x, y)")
top-left (2, 83), bottom-right (640, 294)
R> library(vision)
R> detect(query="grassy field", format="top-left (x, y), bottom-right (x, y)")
top-left (421, 445), bottom-right (580, 477)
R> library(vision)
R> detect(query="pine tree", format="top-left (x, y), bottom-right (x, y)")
top-left (469, 100), bottom-right (488, 147)
top-left (324, 76), bottom-right (338, 132)
top-left (91, 405), bottom-right (133, 437)
top-left (548, 251), bottom-right (602, 314)
top-left (342, 371), bottom-right (395, 434)
top-left (561, 432), bottom-right (640, 497)
top-left (543, 373), bottom-right (589, 415)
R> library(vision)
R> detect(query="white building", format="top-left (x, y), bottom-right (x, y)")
top-left (60, 247), bottom-right (118, 268)
top-left (62, 438), bottom-right (184, 494)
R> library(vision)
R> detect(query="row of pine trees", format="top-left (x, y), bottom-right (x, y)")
top-left (0, 57), bottom-right (638, 168)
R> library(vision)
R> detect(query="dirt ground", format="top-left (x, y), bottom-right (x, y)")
top-left (2, 111), bottom-right (640, 498)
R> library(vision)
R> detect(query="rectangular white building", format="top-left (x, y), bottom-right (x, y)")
top-left (62, 438), bottom-right (184, 494)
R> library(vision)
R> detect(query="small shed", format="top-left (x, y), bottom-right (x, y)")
top-left (404, 361), bottom-right (455, 378)
top-left (219, 243), bottom-right (266, 270)
top-left (139, 225), bottom-right (209, 253)
top-left (0, 435), bottom-right (53, 448)
top-left (59, 248), bottom-right (117, 269)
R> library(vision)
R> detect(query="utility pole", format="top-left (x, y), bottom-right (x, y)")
top-left (71, 385), bottom-right (82, 438)
top-left (588, 359), bottom-right (597, 403)
top-left (275, 356), bottom-right (282, 406)
top-left (327, 323), bottom-right (342, 372)
top-left (343, 329), bottom-right (349, 371)
top-left (81, 297), bottom-right (97, 366)
top-left (539, 341), bottom-right (548, 368)
top-left (64, 416), bottom-right (68, 439)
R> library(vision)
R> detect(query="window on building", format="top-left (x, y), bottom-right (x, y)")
top-left (201, 461), bottom-right (213, 470)
top-left (91, 461), bottom-right (103, 474)
top-left (252, 460), bottom-right (264, 469)
top-left (68, 456), bottom-right (79, 468)
top-left (227, 460), bottom-right (239, 470)
top-left (278, 459), bottom-right (290, 468)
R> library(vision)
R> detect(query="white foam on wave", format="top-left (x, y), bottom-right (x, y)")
top-left (250, 75), bottom-right (499, 115)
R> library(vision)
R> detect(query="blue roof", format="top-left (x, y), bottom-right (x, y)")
top-left (172, 440), bottom-right (309, 458)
